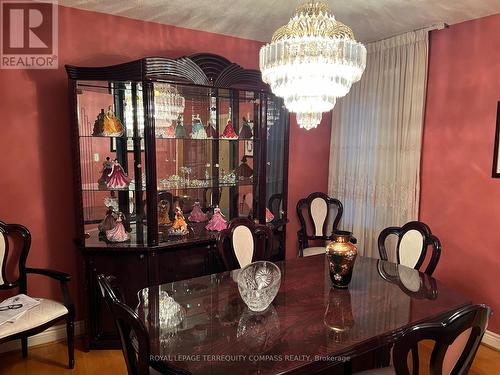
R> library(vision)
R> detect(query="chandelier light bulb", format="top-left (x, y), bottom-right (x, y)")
top-left (259, 0), bottom-right (367, 130)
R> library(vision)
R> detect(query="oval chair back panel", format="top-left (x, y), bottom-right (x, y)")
top-left (297, 192), bottom-right (343, 239)
top-left (231, 225), bottom-right (254, 268)
top-left (0, 222), bottom-right (31, 291)
top-left (217, 218), bottom-right (274, 271)
top-left (296, 193), bottom-right (343, 257)
top-left (378, 221), bottom-right (441, 275)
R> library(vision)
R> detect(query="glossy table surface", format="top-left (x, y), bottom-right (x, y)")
top-left (137, 255), bottom-right (471, 374)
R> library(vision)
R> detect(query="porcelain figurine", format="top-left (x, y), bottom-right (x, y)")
top-left (206, 120), bottom-right (217, 139)
top-left (106, 213), bottom-right (130, 242)
top-left (107, 159), bottom-right (131, 189)
top-left (168, 207), bottom-right (189, 236)
top-left (191, 114), bottom-right (208, 139)
top-left (221, 118), bottom-right (238, 139)
top-left (98, 157), bottom-right (113, 188)
top-left (158, 200), bottom-right (171, 226)
top-left (188, 201), bottom-right (208, 222)
top-left (239, 115), bottom-right (253, 139)
top-left (238, 156), bottom-right (253, 179)
top-left (98, 207), bottom-right (117, 233)
top-left (175, 114), bottom-right (187, 138)
top-left (266, 208), bottom-right (275, 223)
top-left (92, 107), bottom-right (124, 137)
top-left (205, 207), bottom-right (228, 231)
top-left (165, 123), bottom-right (176, 138)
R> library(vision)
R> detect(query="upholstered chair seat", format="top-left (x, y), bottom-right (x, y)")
top-left (0, 298), bottom-right (68, 339)
top-left (302, 247), bottom-right (326, 257)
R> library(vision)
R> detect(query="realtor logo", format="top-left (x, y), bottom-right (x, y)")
top-left (1, 0), bottom-right (58, 69)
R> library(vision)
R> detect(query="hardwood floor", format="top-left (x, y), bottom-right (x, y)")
top-left (0, 339), bottom-right (498, 374)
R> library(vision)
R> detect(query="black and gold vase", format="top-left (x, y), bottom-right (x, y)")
top-left (326, 230), bottom-right (358, 288)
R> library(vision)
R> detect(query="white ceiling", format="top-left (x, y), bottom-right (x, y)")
top-left (59, 0), bottom-right (500, 43)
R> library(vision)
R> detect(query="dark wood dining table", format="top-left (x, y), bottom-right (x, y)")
top-left (136, 255), bottom-right (471, 375)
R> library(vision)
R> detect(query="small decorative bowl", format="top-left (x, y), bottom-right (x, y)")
top-left (237, 261), bottom-right (281, 312)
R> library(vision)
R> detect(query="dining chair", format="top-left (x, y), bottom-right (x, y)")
top-left (268, 193), bottom-right (284, 222)
top-left (0, 220), bottom-right (75, 368)
top-left (296, 192), bottom-right (343, 257)
top-left (97, 274), bottom-right (190, 375)
top-left (355, 304), bottom-right (491, 375)
top-left (378, 221), bottom-right (441, 275)
top-left (216, 217), bottom-right (273, 271)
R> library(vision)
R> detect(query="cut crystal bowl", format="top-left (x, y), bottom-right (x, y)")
top-left (237, 261), bottom-right (281, 312)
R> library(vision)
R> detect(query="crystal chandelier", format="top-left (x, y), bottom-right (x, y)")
top-left (155, 84), bottom-right (185, 123)
top-left (259, 1), bottom-right (367, 130)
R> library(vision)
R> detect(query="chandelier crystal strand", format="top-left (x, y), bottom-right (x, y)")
top-left (259, 1), bottom-right (366, 130)
top-left (155, 84), bottom-right (186, 123)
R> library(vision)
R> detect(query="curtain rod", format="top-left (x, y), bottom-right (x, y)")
top-left (366, 23), bottom-right (447, 45)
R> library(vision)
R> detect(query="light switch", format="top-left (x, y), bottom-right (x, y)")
top-left (93, 153), bottom-right (100, 162)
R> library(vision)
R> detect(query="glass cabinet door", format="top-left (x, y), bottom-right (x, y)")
top-left (76, 81), bottom-right (147, 246)
top-left (154, 84), bottom-right (214, 241)
top-left (153, 85), bottom-right (261, 244)
top-left (266, 96), bottom-right (288, 225)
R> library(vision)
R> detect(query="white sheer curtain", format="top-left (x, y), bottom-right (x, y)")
top-left (328, 29), bottom-right (429, 258)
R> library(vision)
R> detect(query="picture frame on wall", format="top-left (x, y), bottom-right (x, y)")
top-left (244, 140), bottom-right (253, 157)
top-left (492, 102), bottom-right (500, 178)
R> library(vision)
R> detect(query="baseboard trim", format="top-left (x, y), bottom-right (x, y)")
top-left (0, 320), bottom-right (84, 354)
top-left (482, 330), bottom-right (500, 351)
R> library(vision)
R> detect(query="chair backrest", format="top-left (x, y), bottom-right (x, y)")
top-left (97, 275), bottom-right (150, 375)
top-left (268, 193), bottom-right (284, 221)
top-left (378, 221), bottom-right (441, 275)
top-left (216, 217), bottom-right (273, 271)
top-left (377, 260), bottom-right (438, 300)
top-left (0, 221), bottom-right (30, 292)
top-left (296, 192), bottom-right (343, 240)
top-left (393, 304), bottom-right (491, 375)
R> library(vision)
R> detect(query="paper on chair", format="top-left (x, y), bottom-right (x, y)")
top-left (0, 294), bottom-right (41, 326)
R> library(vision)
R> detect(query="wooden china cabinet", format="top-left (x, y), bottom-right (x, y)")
top-left (65, 53), bottom-right (290, 349)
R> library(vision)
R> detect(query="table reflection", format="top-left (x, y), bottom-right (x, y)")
top-left (377, 259), bottom-right (438, 299)
top-left (324, 288), bottom-right (354, 342)
top-left (237, 305), bottom-right (280, 353)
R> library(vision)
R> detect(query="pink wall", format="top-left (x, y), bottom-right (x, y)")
top-left (285, 113), bottom-right (332, 259)
top-left (0, 6), bottom-right (331, 314)
top-left (420, 13), bottom-right (500, 333)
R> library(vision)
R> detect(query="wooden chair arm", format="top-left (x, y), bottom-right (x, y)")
top-left (26, 267), bottom-right (71, 282)
top-left (26, 267), bottom-right (74, 316)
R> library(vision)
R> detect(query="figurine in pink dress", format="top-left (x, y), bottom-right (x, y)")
top-left (98, 157), bottom-right (113, 188)
top-left (205, 207), bottom-right (228, 231)
top-left (188, 201), bottom-right (208, 222)
top-left (107, 159), bottom-right (131, 189)
top-left (266, 208), bottom-right (275, 223)
top-left (106, 213), bottom-right (130, 242)
top-left (221, 118), bottom-right (238, 139)
top-left (98, 207), bottom-right (117, 233)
